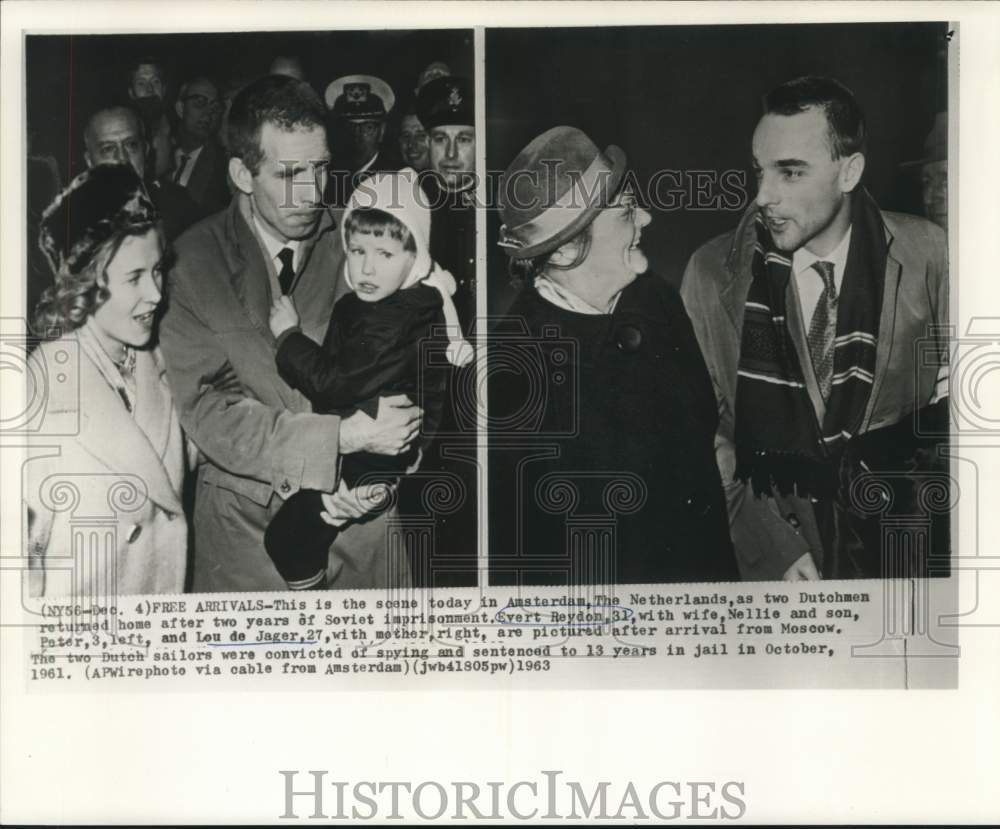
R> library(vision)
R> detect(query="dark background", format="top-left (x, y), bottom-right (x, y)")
top-left (486, 23), bottom-right (950, 313)
top-left (26, 28), bottom-right (474, 182)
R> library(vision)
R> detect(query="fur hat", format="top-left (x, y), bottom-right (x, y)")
top-left (342, 168), bottom-right (473, 366)
top-left (38, 163), bottom-right (157, 277)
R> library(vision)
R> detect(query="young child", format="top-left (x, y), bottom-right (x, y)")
top-left (265, 168), bottom-right (472, 589)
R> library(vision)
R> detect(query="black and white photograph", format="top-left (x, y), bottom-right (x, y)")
top-left (3, 1), bottom-right (1000, 825)
top-left (21, 27), bottom-right (479, 598)
top-left (487, 23), bottom-right (951, 588)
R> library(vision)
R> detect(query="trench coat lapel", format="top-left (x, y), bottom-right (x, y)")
top-left (225, 194), bottom-right (275, 344)
top-left (221, 195), bottom-right (342, 411)
top-left (864, 223), bottom-right (902, 424)
top-left (223, 195), bottom-right (340, 344)
top-left (720, 205), bottom-right (759, 333)
top-left (713, 205), bottom-right (760, 402)
top-left (75, 342), bottom-right (183, 516)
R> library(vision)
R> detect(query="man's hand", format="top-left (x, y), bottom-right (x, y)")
top-left (269, 295), bottom-right (300, 338)
top-left (783, 552), bottom-right (821, 581)
top-left (339, 394), bottom-right (422, 455)
top-left (319, 480), bottom-right (394, 526)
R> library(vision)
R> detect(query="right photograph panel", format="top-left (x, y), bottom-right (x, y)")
top-left (486, 23), bottom-right (951, 589)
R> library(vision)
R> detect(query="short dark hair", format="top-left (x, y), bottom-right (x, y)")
top-left (345, 208), bottom-right (416, 253)
top-left (227, 74), bottom-right (327, 175)
top-left (126, 58), bottom-right (165, 87)
top-left (177, 75), bottom-right (219, 102)
top-left (763, 75), bottom-right (866, 158)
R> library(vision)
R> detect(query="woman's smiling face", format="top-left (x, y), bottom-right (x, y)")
top-left (91, 229), bottom-right (165, 356)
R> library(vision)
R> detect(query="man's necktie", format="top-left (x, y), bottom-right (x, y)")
top-left (277, 247), bottom-right (296, 295)
top-left (807, 260), bottom-right (838, 401)
top-left (173, 153), bottom-right (191, 184)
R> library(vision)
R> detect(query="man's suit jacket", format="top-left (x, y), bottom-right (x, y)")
top-left (25, 334), bottom-right (188, 597)
top-left (174, 140), bottom-right (231, 215)
top-left (159, 194), bottom-right (353, 590)
top-left (680, 199), bottom-right (949, 580)
top-left (148, 178), bottom-right (206, 241)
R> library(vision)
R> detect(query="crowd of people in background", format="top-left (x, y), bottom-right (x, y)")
top-left (27, 53), bottom-right (478, 331)
top-left (23, 41), bottom-right (950, 596)
top-left (25, 50), bottom-right (479, 597)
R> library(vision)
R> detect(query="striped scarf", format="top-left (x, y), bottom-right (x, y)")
top-left (734, 189), bottom-right (887, 499)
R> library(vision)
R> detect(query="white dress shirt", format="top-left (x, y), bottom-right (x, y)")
top-left (252, 212), bottom-right (301, 272)
top-left (172, 144), bottom-right (204, 188)
top-left (791, 226), bottom-right (852, 327)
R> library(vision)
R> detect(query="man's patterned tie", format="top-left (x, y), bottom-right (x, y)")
top-left (807, 260), bottom-right (838, 401)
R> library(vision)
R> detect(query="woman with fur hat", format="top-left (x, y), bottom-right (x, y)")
top-left (25, 163), bottom-right (189, 597)
top-left (264, 168), bottom-right (472, 589)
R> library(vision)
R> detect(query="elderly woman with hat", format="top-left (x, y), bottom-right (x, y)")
top-left (491, 127), bottom-right (738, 586)
top-left (25, 163), bottom-right (189, 597)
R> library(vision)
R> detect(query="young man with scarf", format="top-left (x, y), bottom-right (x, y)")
top-left (681, 76), bottom-right (949, 582)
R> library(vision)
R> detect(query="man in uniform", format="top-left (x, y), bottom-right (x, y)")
top-left (416, 75), bottom-right (476, 332)
top-left (324, 74), bottom-right (397, 205)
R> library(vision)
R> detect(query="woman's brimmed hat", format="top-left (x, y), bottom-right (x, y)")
top-left (497, 126), bottom-right (626, 260)
top-left (38, 163), bottom-right (157, 277)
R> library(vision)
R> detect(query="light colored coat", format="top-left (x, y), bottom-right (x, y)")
top-left (24, 334), bottom-right (188, 598)
top-left (681, 202), bottom-right (948, 580)
top-left (160, 193), bottom-right (409, 592)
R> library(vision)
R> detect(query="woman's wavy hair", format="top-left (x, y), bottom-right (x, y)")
top-left (33, 163), bottom-right (161, 339)
top-left (507, 223), bottom-right (593, 289)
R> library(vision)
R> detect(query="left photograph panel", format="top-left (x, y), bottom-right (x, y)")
top-left (22, 28), bottom-right (479, 598)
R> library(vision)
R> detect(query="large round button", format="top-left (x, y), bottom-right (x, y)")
top-left (615, 324), bottom-right (642, 353)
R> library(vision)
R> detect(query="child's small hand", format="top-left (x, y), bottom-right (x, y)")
top-left (269, 295), bottom-right (300, 337)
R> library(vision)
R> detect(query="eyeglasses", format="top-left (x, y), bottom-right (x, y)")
top-left (182, 94), bottom-right (224, 113)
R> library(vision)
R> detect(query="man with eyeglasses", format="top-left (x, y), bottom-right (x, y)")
top-left (83, 105), bottom-right (204, 240)
top-left (489, 126), bottom-right (738, 586)
top-left (169, 76), bottom-right (230, 215)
